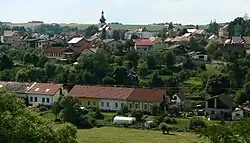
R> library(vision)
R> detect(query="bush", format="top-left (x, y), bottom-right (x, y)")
top-left (76, 116), bottom-right (94, 129)
top-left (159, 123), bottom-right (171, 134)
top-left (154, 115), bottom-right (165, 125)
top-left (189, 117), bottom-right (207, 130)
top-left (131, 110), bottom-right (143, 121)
top-left (86, 110), bottom-right (104, 120)
top-left (164, 117), bottom-right (178, 125)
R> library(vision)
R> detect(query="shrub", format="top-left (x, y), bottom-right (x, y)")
top-left (189, 117), bottom-right (207, 130)
top-left (76, 116), bottom-right (94, 129)
top-left (86, 110), bottom-right (104, 120)
top-left (159, 123), bottom-right (171, 134)
top-left (154, 115), bottom-right (165, 125)
top-left (131, 110), bottom-right (143, 121)
top-left (164, 117), bottom-right (178, 125)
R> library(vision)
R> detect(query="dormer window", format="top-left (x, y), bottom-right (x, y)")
top-left (35, 88), bottom-right (39, 91)
top-left (45, 89), bottom-right (50, 92)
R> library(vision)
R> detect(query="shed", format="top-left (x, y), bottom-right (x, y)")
top-left (113, 116), bottom-right (136, 125)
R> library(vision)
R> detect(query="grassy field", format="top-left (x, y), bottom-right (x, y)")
top-left (8, 23), bottom-right (165, 31)
top-left (77, 127), bottom-right (208, 143)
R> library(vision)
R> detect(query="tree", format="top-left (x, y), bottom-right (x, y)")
top-left (207, 20), bottom-right (220, 34)
top-left (54, 96), bottom-right (82, 125)
top-left (0, 53), bottom-right (13, 70)
top-left (137, 61), bottom-right (148, 79)
top-left (112, 30), bottom-right (120, 40)
top-left (164, 51), bottom-right (176, 67)
top-left (84, 25), bottom-right (99, 38)
top-left (113, 66), bottom-right (129, 85)
top-left (45, 63), bottom-right (56, 79)
top-left (0, 90), bottom-right (78, 143)
top-left (150, 71), bottom-right (165, 88)
top-left (118, 104), bottom-right (129, 116)
top-left (151, 104), bottom-right (160, 116)
top-left (102, 76), bottom-right (116, 85)
top-left (168, 22), bottom-right (174, 30)
top-left (205, 74), bottom-right (232, 96)
top-left (131, 110), bottom-right (143, 121)
top-left (200, 119), bottom-right (250, 143)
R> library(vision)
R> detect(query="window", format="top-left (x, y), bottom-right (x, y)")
top-left (115, 103), bottom-right (118, 108)
top-left (46, 98), bottom-right (50, 103)
top-left (129, 103), bottom-right (132, 108)
top-left (144, 104), bottom-right (148, 110)
top-left (88, 101), bottom-right (90, 105)
top-left (42, 98), bottom-right (45, 103)
top-left (30, 97), bottom-right (33, 102)
top-left (135, 104), bottom-right (139, 109)
top-left (93, 102), bottom-right (96, 105)
top-left (101, 102), bottom-right (104, 107)
top-left (34, 97), bottom-right (37, 102)
top-left (107, 102), bottom-right (109, 107)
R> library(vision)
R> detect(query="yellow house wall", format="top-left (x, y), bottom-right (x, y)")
top-left (127, 101), bottom-right (160, 112)
top-left (79, 98), bottom-right (99, 108)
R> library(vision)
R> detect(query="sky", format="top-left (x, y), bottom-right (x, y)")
top-left (1, 0), bottom-right (250, 25)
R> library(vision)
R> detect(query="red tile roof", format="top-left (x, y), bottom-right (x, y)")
top-left (69, 85), bottom-right (165, 103)
top-left (69, 85), bottom-right (134, 100)
top-left (135, 39), bottom-right (153, 46)
top-left (44, 47), bottom-right (67, 53)
top-left (26, 83), bottom-right (63, 95)
top-left (128, 88), bottom-right (165, 102)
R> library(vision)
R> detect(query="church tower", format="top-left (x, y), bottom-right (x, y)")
top-left (100, 11), bottom-right (106, 27)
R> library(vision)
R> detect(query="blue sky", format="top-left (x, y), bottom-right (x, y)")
top-left (1, 0), bottom-right (250, 24)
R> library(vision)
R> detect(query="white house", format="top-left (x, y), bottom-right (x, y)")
top-left (26, 82), bottom-right (66, 106)
top-left (102, 39), bottom-right (122, 51)
top-left (124, 27), bottom-right (153, 40)
top-left (134, 39), bottom-right (153, 51)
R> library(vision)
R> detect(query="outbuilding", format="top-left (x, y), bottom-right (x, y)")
top-left (112, 116), bottom-right (136, 125)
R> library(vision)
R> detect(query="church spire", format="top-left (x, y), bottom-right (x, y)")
top-left (100, 11), bottom-right (106, 26)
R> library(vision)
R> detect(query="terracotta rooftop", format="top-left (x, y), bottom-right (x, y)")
top-left (69, 85), bottom-right (134, 100)
top-left (69, 85), bottom-right (165, 102)
top-left (26, 83), bottom-right (63, 95)
top-left (128, 88), bottom-right (165, 102)
top-left (135, 39), bottom-right (153, 46)
top-left (44, 47), bottom-right (67, 53)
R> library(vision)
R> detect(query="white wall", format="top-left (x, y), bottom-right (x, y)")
top-left (99, 99), bottom-right (127, 111)
top-left (28, 94), bottom-right (54, 106)
top-left (138, 31), bottom-right (153, 39)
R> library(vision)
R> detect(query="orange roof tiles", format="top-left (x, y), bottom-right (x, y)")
top-left (135, 39), bottom-right (153, 46)
top-left (69, 85), bottom-right (165, 102)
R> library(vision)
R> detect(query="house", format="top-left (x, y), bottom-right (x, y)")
top-left (1, 30), bottom-right (22, 47)
top-left (124, 27), bottom-right (153, 40)
top-left (69, 85), bottom-right (133, 111)
top-left (170, 92), bottom-right (186, 110)
top-left (134, 39), bottom-right (153, 51)
top-left (0, 81), bottom-right (32, 100)
top-left (26, 83), bottom-right (65, 106)
top-left (102, 39), bottom-right (122, 51)
top-left (218, 43), bottom-right (246, 55)
top-left (44, 47), bottom-right (74, 61)
top-left (232, 107), bottom-right (250, 120)
top-left (219, 24), bottom-right (229, 43)
top-left (231, 36), bottom-right (250, 48)
top-left (36, 39), bottom-right (56, 49)
top-left (69, 85), bottom-right (165, 112)
top-left (127, 88), bottom-right (165, 112)
top-left (68, 37), bottom-right (92, 48)
top-left (204, 95), bottom-right (235, 119)
top-left (189, 51), bottom-right (209, 61)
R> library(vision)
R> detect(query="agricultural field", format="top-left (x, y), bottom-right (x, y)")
top-left (8, 23), bottom-right (165, 31)
top-left (77, 127), bottom-right (208, 143)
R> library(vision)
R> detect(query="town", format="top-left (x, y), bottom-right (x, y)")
top-left (1, 9), bottom-right (250, 143)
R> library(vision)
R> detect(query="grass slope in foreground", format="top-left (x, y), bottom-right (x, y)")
top-left (78, 127), bottom-right (207, 143)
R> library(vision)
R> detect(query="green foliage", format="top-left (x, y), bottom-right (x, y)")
top-left (112, 30), bottom-right (121, 40)
top-left (84, 25), bottom-right (99, 38)
top-left (207, 21), bottom-right (220, 34)
top-left (86, 109), bottom-right (104, 120)
top-left (0, 90), bottom-right (78, 143)
top-left (151, 104), bottom-right (161, 116)
top-left (159, 123), bottom-right (171, 134)
top-left (189, 117), bottom-right (207, 130)
top-left (200, 119), bottom-right (250, 143)
top-left (117, 104), bottom-right (129, 116)
top-left (131, 110), bottom-right (143, 121)
top-left (149, 71), bottom-right (164, 88)
top-left (205, 74), bottom-right (232, 96)
top-left (164, 117), bottom-right (177, 125)
top-left (137, 61), bottom-right (148, 79)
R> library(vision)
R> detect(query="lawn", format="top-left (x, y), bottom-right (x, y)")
top-left (77, 127), bottom-right (208, 143)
